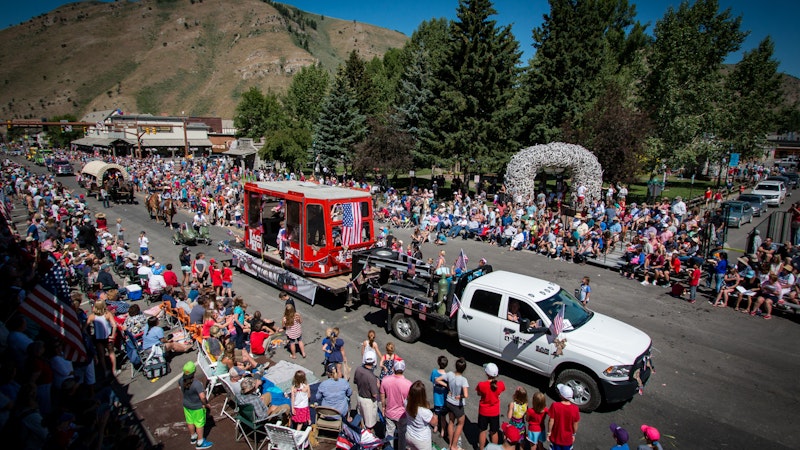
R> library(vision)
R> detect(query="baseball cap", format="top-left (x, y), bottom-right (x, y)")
top-left (483, 362), bottom-right (499, 377)
top-left (393, 359), bottom-right (406, 372)
top-left (557, 383), bottom-right (574, 401)
top-left (241, 377), bottom-right (258, 394)
top-left (500, 423), bottom-right (521, 443)
top-left (610, 423), bottom-right (629, 443)
top-left (182, 361), bottom-right (196, 375)
top-left (641, 424), bottom-right (661, 441)
top-left (325, 363), bottom-right (338, 375)
top-left (362, 350), bottom-right (377, 364)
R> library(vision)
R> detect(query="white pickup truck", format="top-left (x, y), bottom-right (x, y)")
top-left (351, 250), bottom-right (654, 411)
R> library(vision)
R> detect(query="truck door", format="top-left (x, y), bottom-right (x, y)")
top-left (457, 289), bottom-right (504, 356)
top-left (499, 297), bottom-right (552, 374)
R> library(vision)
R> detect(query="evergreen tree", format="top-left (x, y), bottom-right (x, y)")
top-left (343, 50), bottom-right (380, 118)
top-left (312, 70), bottom-right (367, 173)
top-left (644, 0), bottom-right (747, 167)
top-left (719, 37), bottom-right (783, 160)
top-left (425, 0), bottom-right (521, 178)
top-left (395, 47), bottom-right (435, 167)
top-left (516, 0), bottom-right (646, 145)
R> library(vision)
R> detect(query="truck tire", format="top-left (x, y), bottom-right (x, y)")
top-left (391, 313), bottom-right (421, 343)
top-left (555, 369), bottom-right (602, 412)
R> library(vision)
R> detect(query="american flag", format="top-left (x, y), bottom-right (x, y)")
top-left (449, 294), bottom-right (461, 318)
top-left (19, 265), bottom-right (87, 362)
top-left (341, 202), bottom-right (363, 246)
top-left (549, 303), bottom-right (565, 338)
top-left (454, 248), bottom-right (469, 271)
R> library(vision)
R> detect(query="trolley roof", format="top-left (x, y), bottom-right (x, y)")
top-left (246, 181), bottom-right (372, 201)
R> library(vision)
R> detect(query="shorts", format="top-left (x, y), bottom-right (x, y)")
top-left (223, 281), bottom-right (232, 288)
top-left (527, 430), bottom-right (545, 443)
top-left (140, 247), bottom-right (148, 255)
top-left (287, 336), bottom-right (302, 344)
top-left (184, 407), bottom-right (206, 427)
top-left (477, 414), bottom-right (500, 433)
top-left (445, 402), bottom-right (465, 419)
top-left (181, 265), bottom-right (191, 273)
top-left (357, 396), bottom-right (378, 428)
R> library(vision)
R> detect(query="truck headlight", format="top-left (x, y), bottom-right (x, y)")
top-left (604, 365), bottom-right (632, 378)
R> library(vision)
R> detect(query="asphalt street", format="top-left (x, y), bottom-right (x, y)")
top-left (25, 158), bottom-right (800, 449)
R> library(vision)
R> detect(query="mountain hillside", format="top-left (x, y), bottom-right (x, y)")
top-left (0, 0), bottom-right (408, 119)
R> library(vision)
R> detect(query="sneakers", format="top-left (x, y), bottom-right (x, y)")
top-left (196, 440), bottom-right (214, 449)
top-left (652, 281), bottom-right (658, 286)
top-left (190, 435), bottom-right (198, 445)
top-left (641, 280), bottom-right (649, 286)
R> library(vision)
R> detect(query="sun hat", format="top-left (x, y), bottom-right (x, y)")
top-left (641, 424), bottom-right (660, 441)
top-left (241, 377), bottom-right (258, 394)
top-left (182, 361), bottom-right (196, 375)
top-left (557, 383), bottom-right (574, 401)
top-left (483, 362), bottom-right (499, 377)
top-left (610, 423), bottom-right (629, 443)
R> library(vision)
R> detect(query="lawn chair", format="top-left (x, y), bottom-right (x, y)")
top-left (235, 403), bottom-right (279, 450)
top-left (218, 374), bottom-right (239, 422)
top-left (161, 302), bottom-right (182, 331)
top-left (264, 422), bottom-right (312, 450)
top-left (196, 349), bottom-right (228, 399)
top-left (313, 406), bottom-right (343, 441)
top-left (122, 329), bottom-right (145, 381)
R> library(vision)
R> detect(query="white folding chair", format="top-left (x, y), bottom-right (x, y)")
top-left (218, 374), bottom-right (239, 422)
top-left (264, 422), bottom-right (312, 450)
top-left (195, 349), bottom-right (227, 399)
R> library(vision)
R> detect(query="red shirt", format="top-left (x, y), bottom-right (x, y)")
top-left (548, 401), bottom-right (580, 446)
top-left (210, 267), bottom-right (223, 286)
top-left (526, 407), bottom-right (548, 432)
top-left (164, 270), bottom-right (179, 287)
top-left (222, 267), bottom-right (233, 283)
top-left (690, 267), bottom-right (702, 287)
top-left (475, 379), bottom-right (506, 416)
top-left (250, 330), bottom-right (270, 355)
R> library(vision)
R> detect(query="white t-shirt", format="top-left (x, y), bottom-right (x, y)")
top-left (405, 406), bottom-right (433, 442)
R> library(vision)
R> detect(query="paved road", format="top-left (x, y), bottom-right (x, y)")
top-left (24, 157), bottom-right (800, 449)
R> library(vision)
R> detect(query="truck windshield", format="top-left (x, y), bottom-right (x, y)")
top-left (538, 289), bottom-right (592, 330)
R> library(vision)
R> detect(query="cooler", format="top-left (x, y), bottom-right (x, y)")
top-left (126, 284), bottom-right (142, 300)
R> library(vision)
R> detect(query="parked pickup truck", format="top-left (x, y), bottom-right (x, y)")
top-left (350, 248), bottom-right (654, 411)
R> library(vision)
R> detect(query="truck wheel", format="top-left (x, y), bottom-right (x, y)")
top-left (391, 313), bottom-right (421, 343)
top-left (555, 369), bottom-right (602, 412)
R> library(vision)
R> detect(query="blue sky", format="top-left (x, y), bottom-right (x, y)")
top-left (2, 0), bottom-right (798, 77)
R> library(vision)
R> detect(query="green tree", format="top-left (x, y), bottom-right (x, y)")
top-left (719, 37), bottom-right (783, 160)
top-left (233, 87), bottom-right (285, 140)
top-left (284, 63), bottom-right (330, 127)
top-left (644, 0), bottom-right (747, 167)
top-left (312, 70), bottom-right (367, 173)
top-left (342, 50), bottom-right (380, 118)
top-left (395, 47), bottom-right (436, 167)
top-left (516, 0), bottom-right (647, 145)
top-left (425, 0), bottom-right (522, 178)
top-left (46, 114), bottom-right (81, 148)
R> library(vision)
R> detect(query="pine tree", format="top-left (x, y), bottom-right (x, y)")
top-left (312, 70), bottom-right (367, 173)
top-left (425, 0), bottom-right (522, 177)
top-left (395, 47), bottom-right (435, 166)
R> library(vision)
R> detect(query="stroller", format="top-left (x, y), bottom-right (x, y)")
top-left (173, 223), bottom-right (200, 245)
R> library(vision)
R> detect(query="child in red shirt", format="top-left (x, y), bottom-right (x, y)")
top-left (548, 384), bottom-right (580, 449)
top-left (689, 262), bottom-right (702, 304)
top-left (526, 391), bottom-right (549, 449)
top-left (209, 259), bottom-right (223, 296)
top-left (475, 363), bottom-right (506, 449)
top-left (249, 320), bottom-right (271, 356)
top-left (222, 261), bottom-right (234, 297)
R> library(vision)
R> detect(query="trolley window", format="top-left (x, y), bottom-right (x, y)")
top-left (306, 204), bottom-right (326, 247)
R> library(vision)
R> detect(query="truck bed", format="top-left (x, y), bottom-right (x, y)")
top-left (381, 279), bottom-right (431, 304)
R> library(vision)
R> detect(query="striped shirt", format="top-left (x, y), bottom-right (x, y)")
top-left (283, 314), bottom-right (303, 339)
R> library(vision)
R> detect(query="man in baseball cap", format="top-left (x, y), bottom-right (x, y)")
top-left (354, 350), bottom-right (380, 430)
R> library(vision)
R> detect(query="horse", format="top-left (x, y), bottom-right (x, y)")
top-left (145, 193), bottom-right (160, 220)
top-left (160, 198), bottom-right (176, 229)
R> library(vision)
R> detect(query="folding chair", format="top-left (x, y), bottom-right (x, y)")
top-left (123, 329), bottom-right (145, 380)
top-left (235, 403), bottom-right (270, 450)
top-left (161, 301), bottom-right (182, 331)
top-left (218, 374), bottom-right (239, 422)
top-left (313, 406), bottom-right (343, 441)
top-left (264, 422), bottom-right (312, 450)
top-left (196, 349), bottom-right (227, 399)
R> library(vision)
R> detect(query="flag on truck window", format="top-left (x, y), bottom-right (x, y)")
top-left (549, 303), bottom-right (565, 338)
top-left (19, 266), bottom-right (87, 362)
top-left (449, 294), bottom-right (461, 318)
top-left (342, 202), bottom-right (363, 246)
top-left (454, 248), bottom-right (468, 271)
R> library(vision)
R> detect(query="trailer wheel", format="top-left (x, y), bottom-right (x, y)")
top-left (555, 369), bottom-right (602, 412)
top-left (391, 313), bottom-right (421, 343)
